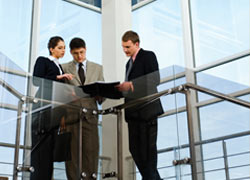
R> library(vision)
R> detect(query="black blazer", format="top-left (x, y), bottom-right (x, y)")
top-left (33, 56), bottom-right (65, 84)
top-left (32, 56), bottom-right (65, 130)
top-left (124, 48), bottom-right (163, 122)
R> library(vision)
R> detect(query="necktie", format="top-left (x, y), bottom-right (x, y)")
top-left (125, 58), bottom-right (133, 81)
top-left (78, 63), bottom-right (85, 85)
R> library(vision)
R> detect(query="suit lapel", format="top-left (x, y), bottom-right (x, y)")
top-left (69, 61), bottom-right (82, 85)
top-left (128, 49), bottom-right (143, 79)
top-left (59, 64), bottom-right (64, 74)
top-left (85, 61), bottom-right (93, 84)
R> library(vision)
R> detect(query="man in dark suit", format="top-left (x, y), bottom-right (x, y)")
top-left (116, 31), bottom-right (163, 180)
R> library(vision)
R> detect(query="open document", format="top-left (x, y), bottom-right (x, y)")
top-left (79, 81), bottom-right (123, 99)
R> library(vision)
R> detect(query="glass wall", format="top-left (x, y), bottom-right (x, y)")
top-left (0, 1), bottom-right (32, 178)
top-left (0, 0), bottom-right (32, 71)
top-left (0, 0), bottom-right (102, 179)
top-left (38, 0), bottom-right (102, 65)
top-left (0, 0), bottom-right (249, 179)
top-left (191, 0), bottom-right (250, 66)
top-left (132, 0), bottom-right (249, 179)
top-left (132, 0), bottom-right (185, 69)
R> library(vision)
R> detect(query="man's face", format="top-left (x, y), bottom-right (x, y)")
top-left (122, 40), bottom-right (139, 57)
top-left (70, 47), bottom-right (86, 63)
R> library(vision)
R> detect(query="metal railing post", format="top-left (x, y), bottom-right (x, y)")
top-left (173, 148), bottom-right (181, 180)
top-left (184, 89), bottom-right (198, 180)
top-left (13, 99), bottom-right (25, 180)
top-left (117, 109), bottom-right (123, 180)
top-left (80, 108), bottom-right (85, 179)
top-left (222, 141), bottom-right (230, 180)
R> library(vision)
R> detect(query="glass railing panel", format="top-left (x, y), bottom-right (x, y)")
top-left (196, 56), bottom-right (250, 102)
top-left (119, 65), bottom-right (189, 179)
top-left (0, 59), bottom-right (101, 179)
top-left (193, 64), bottom-right (250, 179)
top-left (0, 147), bottom-right (15, 178)
top-left (23, 76), bottom-right (92, 180)
top-left (225, 135), bottom-right (250, 179)
top-left (2, 57), bottom-right (249, 180)
top-left (199, 100), bottom-right (249, 139)
top-left (0, 51), bottom-right (27, 72)
top-left (160, 65), bottom-right (190, 180)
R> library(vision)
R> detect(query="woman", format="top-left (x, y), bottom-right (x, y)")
top-left (31, 36), bottom-right (73, 180)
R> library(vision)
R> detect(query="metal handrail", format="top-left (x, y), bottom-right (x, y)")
top-left (0, 78), bottom-right (23, 100)
top-left (1, 72), bottom-right (250, 180)
top-left (184, 83), bottom-right (250, 108)
top-left (100, 83), bottom-right (250, 114)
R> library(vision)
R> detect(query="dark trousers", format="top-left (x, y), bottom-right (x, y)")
top-left (31, 132), bottom-right (54, 180)
top-left (128, 119), bottom-right (162, 180)
top-left (30, 109), bottom-right (54, 180)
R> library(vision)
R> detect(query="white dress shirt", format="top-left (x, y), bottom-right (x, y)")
top-left (48, 55), bottom-right (63, 75)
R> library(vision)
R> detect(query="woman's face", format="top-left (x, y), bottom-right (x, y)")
top-left (50, 40), bottom-right (65, 59)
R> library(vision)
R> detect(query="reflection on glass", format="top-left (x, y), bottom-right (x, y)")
top-left (132, 0), bottom-right (185, 69)
top-left (191, 0), bottom-right (250, 66)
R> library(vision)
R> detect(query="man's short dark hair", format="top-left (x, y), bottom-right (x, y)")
top-left (122, 30), bottom-right (140, 44)
top-left (70, 37), bottom-right (86, 50)
top-left (48, 36), bottom-right (64, 55)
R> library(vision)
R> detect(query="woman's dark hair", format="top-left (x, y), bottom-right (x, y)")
top-left (70, 37), bottom-right (86, 50)
top-left (48, 36), bottom-right (64, 55)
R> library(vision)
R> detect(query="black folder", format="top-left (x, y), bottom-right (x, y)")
top-left (79, 81), bottom-right (123, 99)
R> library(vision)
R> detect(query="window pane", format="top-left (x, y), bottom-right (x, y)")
top-left (0, 147), bottom-right (14, 178)
top-left (191, 0), bottom-right (250, 66)
top-left (39, 0), bottom-right (102, 65)
top-left (199, 99), bottom-right (250, 140)
top-left (197, 56), bottom-right (250, 101)
top-left (132, 0), bottom-right (145, 6)
top-left (0, 0), bottom-right (32, 71)
top-left (78, 0), bottom-right (101, 8)
top-left (132, 0), bottom-right (185, 69)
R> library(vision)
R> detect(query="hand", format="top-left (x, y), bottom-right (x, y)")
top-left (60, 116), bottom-right (66, 131)
top-left (115, 81), bottom-right (134, 92)
top-left (57, 73), bottom-right (74, 81)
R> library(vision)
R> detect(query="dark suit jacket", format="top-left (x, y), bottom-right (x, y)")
top-left (32, 56), bottom-right (65, 130)
top-left (124, 48), bottom-right (163, 122)
top-left (33, 56), bottom-right (65, 83)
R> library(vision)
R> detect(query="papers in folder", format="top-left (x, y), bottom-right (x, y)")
top-left (79, 81), bottom-right (123, 99)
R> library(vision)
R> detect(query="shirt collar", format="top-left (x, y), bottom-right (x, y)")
top-left (74, 59), bottom-right (87, 66)
top-left (48, 55), bottom-right (59, 63)
top-left (131, 48), bottom-right (141, 61)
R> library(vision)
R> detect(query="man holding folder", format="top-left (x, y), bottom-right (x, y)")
top-left (62, 37), bottom-right (104, 180)
top-left (116, 30), bottom-right (163, 180)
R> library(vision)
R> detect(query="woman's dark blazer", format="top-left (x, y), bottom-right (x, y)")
top-left (33, 56), bottom-right (65, 83)
top-left (124, 48), bottom-right (164, 122)
top-left (32, 56), bottom-right (65, 131)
